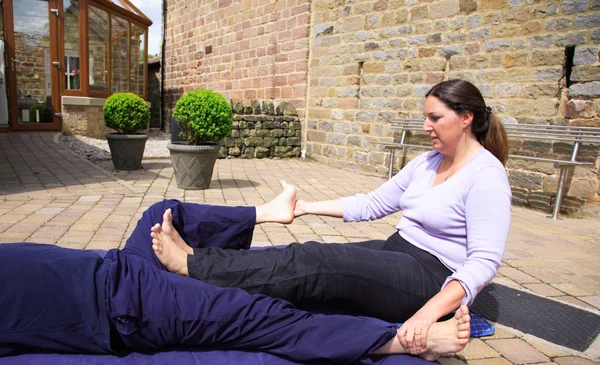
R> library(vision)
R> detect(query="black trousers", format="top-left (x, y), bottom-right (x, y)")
top-left (189, 232), bottom-right (452, 323)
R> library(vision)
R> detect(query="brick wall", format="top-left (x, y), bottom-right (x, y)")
top-left (163, 0), bottom-right (311, 121)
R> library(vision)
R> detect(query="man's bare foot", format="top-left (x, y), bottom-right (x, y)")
top-left (150, 209), bottom-right (193, 255)
top-left (418, 305), bottom-right (470, 361)
top-left (152, 225), bottom-right (189, 276)
top-left (255, 180), bottom-right (296, 224)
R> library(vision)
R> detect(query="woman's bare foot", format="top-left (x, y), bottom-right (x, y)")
top-left (255, 180), bottom-right (297, 224)
top-left (418, 305), bottom-right (471, 361)
top-left (373, 306), bottom-right (470, 359)
top-left (150, 209), bottom-right (193, 255)
top-left (152, 225), bottom-right (189, 276)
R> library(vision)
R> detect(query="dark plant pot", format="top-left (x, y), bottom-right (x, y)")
top-left (168, 141), bottom-right (220, 190)
top-left (170, 116), bottom-right (185, 142)
top-left (106, 133), bottom-right (148, 171)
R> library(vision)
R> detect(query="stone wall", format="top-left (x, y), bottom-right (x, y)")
top-left (61, 103), bottom-right (111, 139)
top-left (220, 100), bottom-right (302, 158)
top-left (303, 0), bottom-right (600, 216)
top-left (163, 0), bottom-right (311, 122)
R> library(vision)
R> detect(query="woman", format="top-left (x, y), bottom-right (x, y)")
top-left (151, 79), bottom-right (511, 355)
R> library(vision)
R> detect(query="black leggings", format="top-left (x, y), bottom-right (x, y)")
top-left (189, 233), bottom-right (452, 323)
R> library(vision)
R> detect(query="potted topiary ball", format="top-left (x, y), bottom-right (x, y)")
top-left (103, 92), bottom-right (150, 170)
top-left (168, 88), bottom-right (232, 189)
top-left (29, 103), bottom-right (53, 123)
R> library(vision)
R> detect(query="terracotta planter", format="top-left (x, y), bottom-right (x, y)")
top-left (106, 133), bottom-right (148, 170)
top-left (168, 141), bottom-right (220, 190)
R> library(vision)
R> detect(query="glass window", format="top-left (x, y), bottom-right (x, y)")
top-left (64, 0), bottom-right (80, 90)
top-left (111, 15), bottom-right (128, 93)
top-left (130, 24), bottom-right (145, 97)
top-left (88, 5), bottom-right (109, 92)
top-left (13, 0), bottom-right (53, 123)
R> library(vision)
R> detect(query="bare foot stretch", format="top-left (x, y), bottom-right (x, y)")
top-left (151, 225), bottom-right (190, 276)
top-left (418, 305), bottom-right (470, 361)
top-left (150, 208), bottom-right (193, 255)
top-left (255, 180), bottom-right (297, 224)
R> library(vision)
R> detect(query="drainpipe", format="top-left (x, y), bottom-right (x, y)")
top-left (160, 0), bottom-right (167, 131)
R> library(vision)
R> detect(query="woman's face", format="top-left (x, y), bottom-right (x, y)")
top-left (422, 96), bottom-right (472, 155)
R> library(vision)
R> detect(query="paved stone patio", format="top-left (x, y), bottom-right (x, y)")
top-left (0, 132), bottom-right (599, 364)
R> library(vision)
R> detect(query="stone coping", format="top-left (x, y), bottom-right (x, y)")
top-left (62, 96), bottom-right (151, 107)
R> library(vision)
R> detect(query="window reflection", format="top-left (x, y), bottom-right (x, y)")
top-left (88, 5), bottom-right (109, 92)
top-left (111, 15), bottom-right (128, 93)
top-left (64, 0), bottom-right (80, 90)
top-left (130, 24), bottom-right (145, 97)
top-left (13, 0), bottom-right (53, 123)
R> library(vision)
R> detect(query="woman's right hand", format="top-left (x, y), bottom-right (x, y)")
top-left (397, 312), bottom-right (435, 354)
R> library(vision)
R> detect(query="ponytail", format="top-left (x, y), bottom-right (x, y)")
top-left (479, 112), bottom-right (508, 165)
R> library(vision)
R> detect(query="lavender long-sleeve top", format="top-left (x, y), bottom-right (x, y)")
top-left (342, 148), bottom-right (512, 306)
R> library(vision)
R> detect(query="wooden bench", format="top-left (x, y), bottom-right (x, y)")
top-left (381, 119), bottom-right (600, 219)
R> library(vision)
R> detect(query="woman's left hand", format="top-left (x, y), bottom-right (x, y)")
top-left (397, 312), bottom-right (435, 355)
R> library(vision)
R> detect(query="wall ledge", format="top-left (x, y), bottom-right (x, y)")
top-left (62, 96), bottom-right (107, 106)
top-left (62, 96), bottom-right (151, 107)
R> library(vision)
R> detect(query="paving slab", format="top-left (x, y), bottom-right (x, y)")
top-left (456, 338), bottom-right (501, 360)
top-left (0, 132), bottom-right (599, 365)
top-left (486, 339), bottom-right (550, 364)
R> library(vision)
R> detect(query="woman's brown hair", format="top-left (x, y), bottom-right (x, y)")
top-left (426, 79), bottom-right (508, 165)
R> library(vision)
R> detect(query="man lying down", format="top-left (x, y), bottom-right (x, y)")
top-left (0, 191), bottom-right (470, 364)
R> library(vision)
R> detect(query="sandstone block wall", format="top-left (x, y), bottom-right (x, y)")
top-left (62, 104), bottom-right (111, 139)
top-left (304, 0), bottom-right (600, 215)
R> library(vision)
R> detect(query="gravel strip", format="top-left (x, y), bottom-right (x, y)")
top-left (58, 132), bottom-right (171, 161)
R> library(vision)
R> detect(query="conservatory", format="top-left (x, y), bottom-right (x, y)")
top-left (0, 0), bottom-right (151, 136)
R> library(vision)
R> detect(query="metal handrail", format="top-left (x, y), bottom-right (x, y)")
top-left (379, 143), bottom-right (431, 149)
top-left (508, 155), bottom-right (593, 165)
top-left (384, 119), bottom-right (600, 220)
top-left (389, 121), bottom-right (600, 142)
top-left (502, 124), bottom-right (600, 131)
top-left (505, 135), bottom-right (600, 143)
top-left (504, 129), bottom-right (600, 137)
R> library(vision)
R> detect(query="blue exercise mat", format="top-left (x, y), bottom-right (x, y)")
top-left (4, 247), bottom-right (494, 365)
top-left (0, 349), bottom-right (434, 365)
